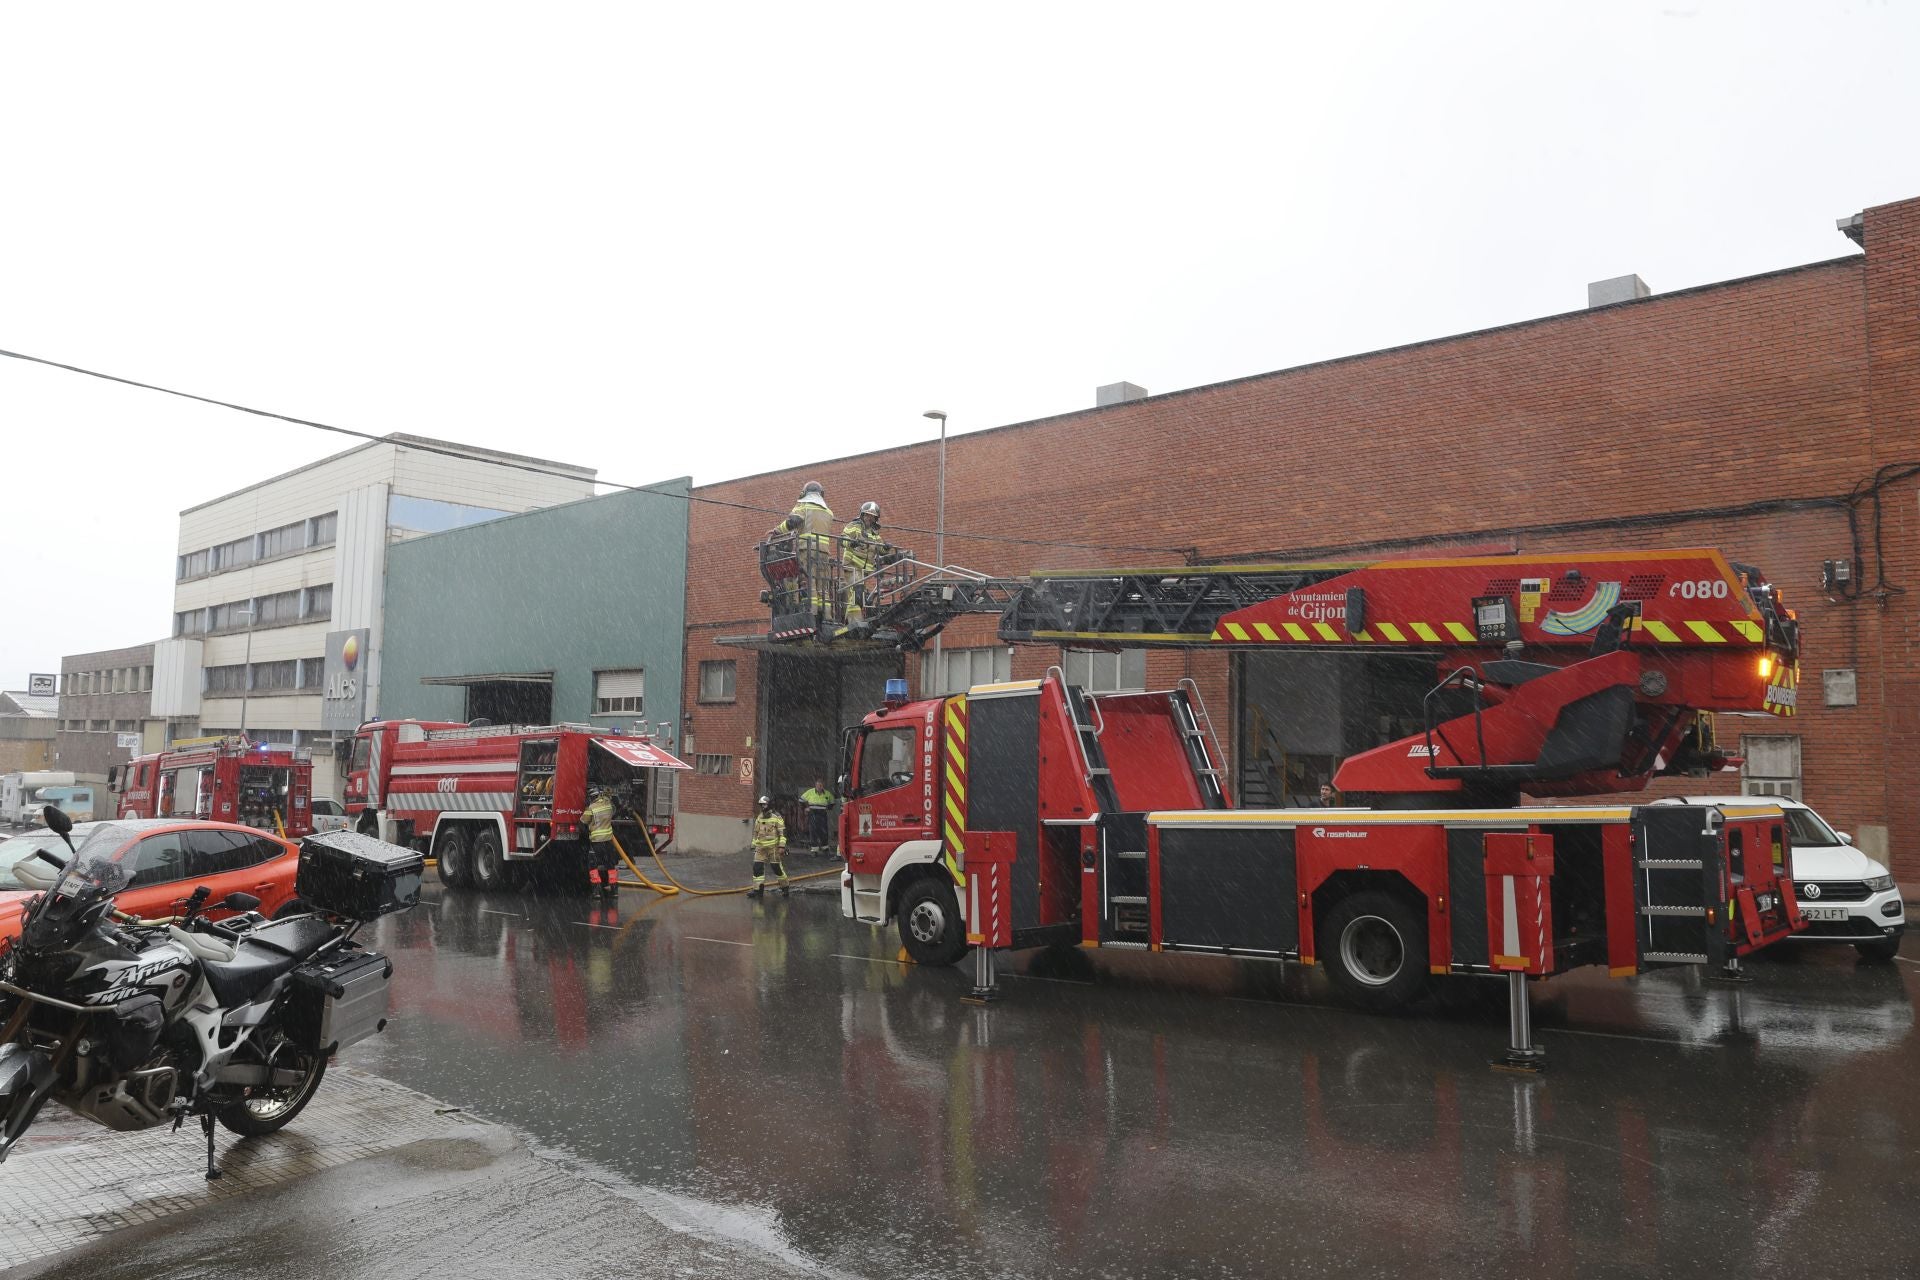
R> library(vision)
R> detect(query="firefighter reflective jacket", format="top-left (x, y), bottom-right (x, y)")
top-left (752, 812), bottom-right (786, 850)
top-left (787, 498), bottom-right (837, 546)
top-left (841, 520), bottom-right (884, 574)
top-left (584, 794), bottom-right (615, 843)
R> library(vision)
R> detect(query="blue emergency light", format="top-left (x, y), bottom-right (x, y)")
top-left (884, 678), bottom-right (910, 706)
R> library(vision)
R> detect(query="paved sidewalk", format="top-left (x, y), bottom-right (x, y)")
top-left (4, 1067), bottom-right (838, 1279)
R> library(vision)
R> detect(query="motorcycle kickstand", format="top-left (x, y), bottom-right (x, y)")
top-left (200, 1113), bottom-right (222, 1181)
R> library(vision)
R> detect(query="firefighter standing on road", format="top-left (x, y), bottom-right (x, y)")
top-left (749, 796), bottom-right (791, 898)
top-left (785, 481), bottom-right (837, 619)
top-left (583, 787), bottom-right (619, 898)
top-left (841, 501), bottom-right (888, 632)
top-left (799, 778), bottom-right (835, 854)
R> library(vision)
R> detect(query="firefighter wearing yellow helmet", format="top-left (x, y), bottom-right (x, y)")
top-left (784, 481), bottom-right (837, 617)
top-left (841, 501), bottom-right (888, 630)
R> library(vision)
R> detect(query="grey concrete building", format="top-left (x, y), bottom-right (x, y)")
top-left (56, 643), bottom-right (160, 779)
top-left (0, 690), bottom-right (57, 773)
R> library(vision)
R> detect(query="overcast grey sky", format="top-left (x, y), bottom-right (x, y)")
top-left (3, 1), bottom-right (1916, 685)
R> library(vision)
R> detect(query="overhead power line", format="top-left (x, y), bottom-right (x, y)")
top-left (0, 346), bottom-right (1195, 560)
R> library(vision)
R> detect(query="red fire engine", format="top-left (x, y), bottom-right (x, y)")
top-left (108, 735), bottom-right (315, 836)
top-left (342, 720), bottom-right (690, 890)
top-left (760, 546), bottom-right (1807, 1045)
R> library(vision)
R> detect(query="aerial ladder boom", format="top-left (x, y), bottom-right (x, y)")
top-left (755, 536), bottom-right (1800, 803)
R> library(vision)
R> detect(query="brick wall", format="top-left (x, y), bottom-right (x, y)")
top-left (681, 198), bottom-right (1920, 880)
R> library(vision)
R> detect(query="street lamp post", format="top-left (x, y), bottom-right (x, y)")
top-left (236, 603), bottom-right (256, 738)
top-left (923, 410), bottom-right (948, 693)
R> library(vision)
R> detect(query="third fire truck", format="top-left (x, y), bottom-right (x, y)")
top-left (342, 719), bottom-right (689, 890)
top-left (108, 736), bottom-right (315, 836)
top-left (760, 545), bottom-right (1808, 1020)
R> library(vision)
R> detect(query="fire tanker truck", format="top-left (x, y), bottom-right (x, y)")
top-left (757, 539), bottom-right (1807, 1042)
top-left (341, 719), bottom-right (689, 890)
top-left (108, 735), bottom-right (315, 835)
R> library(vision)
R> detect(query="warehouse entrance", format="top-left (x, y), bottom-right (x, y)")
top-left (1234, 651), bottom-right (1452, 806)
top-left (418, 673), bottom-right (555, 726)
top-left (758, 650), bottom-right (903, 829)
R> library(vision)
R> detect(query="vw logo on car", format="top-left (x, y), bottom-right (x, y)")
top-left (1803, 882), bottom-right (1823, 899)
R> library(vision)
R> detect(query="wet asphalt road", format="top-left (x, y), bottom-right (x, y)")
top-left (319, 875), bottom-right (1920, 1279)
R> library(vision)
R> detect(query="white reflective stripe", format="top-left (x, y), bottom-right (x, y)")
top-left (1502, 875), bottom-right (1520, 959)
top-left (386, 791), bottom-right (515, 812)
top-left (390, 763), bottom-right (517, 776)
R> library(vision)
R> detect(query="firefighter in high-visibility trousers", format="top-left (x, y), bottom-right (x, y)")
top-left (840, 501), bottom-right (888, 632)
top-left (583, 788), bottom-right (619, 898)
top-left (784, 481), bottom-right (837, 619)
top-left (748, 795), bottom-right (790, 898)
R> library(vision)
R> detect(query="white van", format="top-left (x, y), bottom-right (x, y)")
top-left (1656, 797), bottom-right (1905, 961)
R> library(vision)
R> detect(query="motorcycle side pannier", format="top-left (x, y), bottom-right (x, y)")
top-left (289, 946), bottom-right (392, 1055)
top-left (296, 831), bottom-right (423, 920)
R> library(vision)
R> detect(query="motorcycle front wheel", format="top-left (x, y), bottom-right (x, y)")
top-left (215, 1045), bottom-right (327, 1136)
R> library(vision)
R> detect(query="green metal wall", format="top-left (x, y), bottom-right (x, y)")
top-left (378, 479), bottom-right (690, 743)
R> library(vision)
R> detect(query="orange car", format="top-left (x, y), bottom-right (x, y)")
top-left (0, 819), bottom-right (302, 953)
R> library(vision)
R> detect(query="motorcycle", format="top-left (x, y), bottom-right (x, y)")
top-left (0, 806), bottom-right (418, 1178)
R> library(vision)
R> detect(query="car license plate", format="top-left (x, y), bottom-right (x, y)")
top-left (1802, 905), bottom-right (1850, 922)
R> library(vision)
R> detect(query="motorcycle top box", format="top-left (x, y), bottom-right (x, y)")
top-left (296, 830), bottom-right (423, 920)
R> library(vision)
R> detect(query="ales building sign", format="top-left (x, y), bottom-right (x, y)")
top-left (321, 629), bottom-right (370, 730)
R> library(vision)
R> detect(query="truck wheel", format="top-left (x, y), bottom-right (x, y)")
top-left (898, 876), bottom-right (969, 967)
top-left (470, 828), bottom-right (508, 892)
top-left (1320, 891), bottom-right (1429, 1011)
top-left (435, 826), bottom-right (472, 887)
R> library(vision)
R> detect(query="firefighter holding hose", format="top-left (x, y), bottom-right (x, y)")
top-left (748, 795), bottom-right (791, 898)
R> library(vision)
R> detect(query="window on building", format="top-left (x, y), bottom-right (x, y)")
top-left (259, 520), bottom-right (306, 559)
top-left (698, 660), bottom-right (736, 703)
top-left (593, 669), bottom-right (645, 715)
top-left (251, 660), bottom-right (299, 692)
top-left (1741, 735), bottom-right (1802, 800)
top-left (210, 535), bottom-right (255, 573)
top-left (309, 511), bottom-right (338, 547)
top-left (175, 609), bottom-right (207, 637)
top-left (112, 719), bottom-right (137, 732)
top-left (139, 665), bottom-right (152, 691)
top-left (112, 668), bottom-right (126, 693)
top-left (1062, 648), bottom-right (1148, 694)
top-left (204, 665), bottom-right (247, 695)
top-left (249, 729), bottom-right (296, 746)
top-left (695, 753), bottom-right (732, 776)
top-left (87, 719), bottom-right (109, 732)
top-left (303, 583), bottom-right (333, 620)
top-left (298, 657), bottom-right (326, 689)
top-left (923, 646), bottom-right (1012, 697)
top-left (208, 600), bottom-right (251, 632)
top-left (253, 589), bottom-right (303, 626)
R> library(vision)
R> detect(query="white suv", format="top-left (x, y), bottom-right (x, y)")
top-left (1655, 797), bottom-right (1905, 961)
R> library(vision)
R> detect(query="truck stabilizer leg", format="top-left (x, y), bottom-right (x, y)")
top-left (961, 945), bottom-right (999, 1004)
top-left (1492, 971), bottom-right (1547, 1073)
top-left (1710, 953), bottom-right (1754, 985)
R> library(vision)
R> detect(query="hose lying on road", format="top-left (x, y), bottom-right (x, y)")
top-left (611, 822), bottom-right (840, 898)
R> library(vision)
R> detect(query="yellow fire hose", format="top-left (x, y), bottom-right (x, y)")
top-left (611, 822), bottom-right (840, 898)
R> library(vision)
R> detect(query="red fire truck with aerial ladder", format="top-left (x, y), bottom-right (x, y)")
top-left (107, 735), bottom-right (315, 836)
top-left (757, 531), bottom-right (1807, 1062)
top-left (340, 719), bottom-right (689, 891)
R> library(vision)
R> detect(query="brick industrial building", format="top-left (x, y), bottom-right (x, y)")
top-left (676, 195), bottom-right (1920, 882)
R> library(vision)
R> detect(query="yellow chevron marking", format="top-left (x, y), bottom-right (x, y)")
top-left (1283, 622), bottom-right (1310, 642)
top-left (1224, 622), bottom-right (1252, 641)
top-left (945, 708), bottom-right (966, 743)
top-left (1410, 622), bottom-right (1441, 643)
top-left (1686, 620), bottom-right (1726, 643)
top-left (1313, 622), bottom-right (1341, 642)
top-left (1253, 622), bottom-right (1280, 642)
top-left (1209, 629), bottom-right (1222, 641)
top-left (1376, 622), bottom-right (1407, 643)
top-left (944, 822), bottom-right (962, 851)
top-left (1627, 616), bottom-right (1645, 630)
top-left (945, 793), bottom-right (964, 829)
top-left (947, 740), bottom-right (966, 776)
top-left (1354, 628), bottom-right (1373, 642)
top-left (1730, 620), bottom-right (1763, 642)
top-left (1643, 620), bottom-right (1682, 643)
top-left (1444, 621), bottom-right (1475, 642)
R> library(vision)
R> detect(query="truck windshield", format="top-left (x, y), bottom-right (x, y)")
top-left (858, 727), bottom-right (916, 795)
top-left (350, 736), bottom-right (371, 774)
